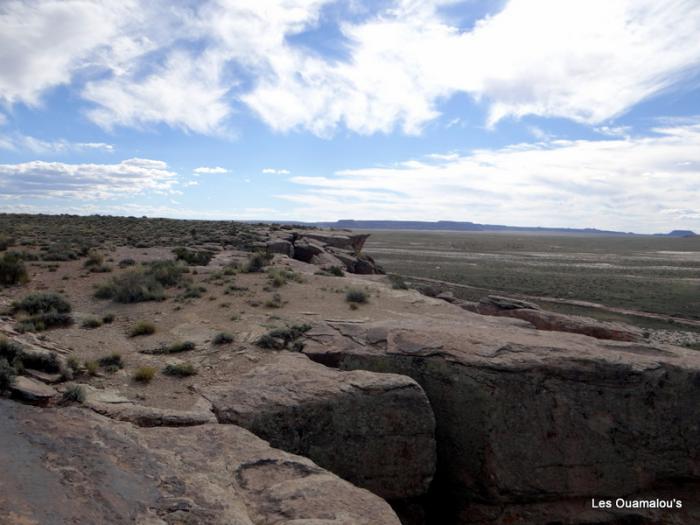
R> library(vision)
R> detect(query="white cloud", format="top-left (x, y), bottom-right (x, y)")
top-left (0, 158), bottom-right (177, 199)
top-left (0, 132), bottom-right (114, 153)
top-left (2, 0), bottom-right (699, 135)
top-left (193, 166), bottom-right (229, 174)
top-left (283, 121), bottom-right (700, 233)
top-left (261, 168), bottom-right (290, 175)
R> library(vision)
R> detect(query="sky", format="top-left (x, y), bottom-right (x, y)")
top-left (1, 0), bottom-right (700, 233)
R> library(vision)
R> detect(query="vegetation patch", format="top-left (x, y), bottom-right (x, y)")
top-left (12, 293), bottom-right (74, 332)
top-left (81, 317), bottom-right (103, 329)
top-left (0, 357), bottom-right (16, 392)
top-left (95, 270), bottom-right (165, 303)
top-left (346, 288), bottom-right (369, 304)
top-left (173, 247), bottom-right (214, 266)
top-left (133, 366), bottom-right (156, 383)
top-left (212, 332), bottom-right (234, 345)
top-left (388, 274), bottom-right (408, 290)
top-left (243, 251), bottom-right (273, 273)
top-left (256, 323), bottom-right (312, 351)
top-left (0, 252), bottom-right (29, 286)
top-left (129, 320), bottom-right (156, 337)
top-left (142, 340), bottom-right (195, 355)
top-left (267, 268), bottom-right (303, 287)
top-left (163, 362), bottom-right (197, 377)
top-left (62, 385), bottom-right (85, 404)
top-left (98, 353), bottom-right (124, 373)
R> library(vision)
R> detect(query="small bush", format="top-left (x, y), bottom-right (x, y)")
top-left (133, 366), bottom-right (156, 383)
top-left (213, 332), bottom-right (234, 345)
top-left (62, 385), bottom-right (85, 403)
top-left (0, 357), bottom-right (16, 391)
top-left (243, 251), bottom-right (273, 273)
top-left (163, 363), bottom-right (197, 377)
top-left (328, 265), bottom-right (344, 277)
top-left (66, 355), bottom-right (81, 373)
top-left (346, 289), bottom-right (368, 304)
top-left (95, 270), bottom-right (164, 303)
top-left (129, 320), bottom-right (156, 337)
top-left (0, 338), bottom-right (24, 364)
top-left (267, 268), bottom-right (303, 287)
top-left (0, 252), bottom-right (28, 286)
top-left (84, 360), bottom-right (98, 376)
top-left (102, 313), bottom-right (115, 324)
top-left (83, 249), bottom-right (104, 268)
top-left (265, 293), bottom-right (283, 308)
top-left (16, 312), bottom-right (74, 333)
top-left (173, 247), bottom-right (214, 266)
top-left (81, 317), bottom-right (102, 329)
top-left (98, 353), bottom-right (123, 372)
top-left (143, 340), bottom-right (195, 355)
top-left (13, 292), bottom-right (71, 315)
top-left (256, 324), bottom-right (311, 350)
top-left (0, 235), bottom-right (14, 251)
top-left (118, 258), bottom-right (136, 268)
top-left (388, 274), bottom-right (408, 290)
top-left (146, 260), bottom-right (187, 287)
top-left (178, 285), bottom-right (206, 300)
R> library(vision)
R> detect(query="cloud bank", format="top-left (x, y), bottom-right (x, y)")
top-left (2, 0), bottom-right (700, 135)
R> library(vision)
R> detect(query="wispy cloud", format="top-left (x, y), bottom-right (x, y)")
top-left (283, 121), bottom-right (700, 233)
top-left (0, 158), bottom-right (177, 199)
top-left (2, 1), bottom-right (699, 136)
top-left (193, 166), bottom-right (229, 174)
top-left (0, 132), bottom-right (114, 153)
top-left (261, 168), bottom-right (290, 175)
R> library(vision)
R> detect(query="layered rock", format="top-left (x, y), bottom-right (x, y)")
top-left (476, 295), bottom-right (643, 341)
top-left (0, 399), bottom-right (401, 525)
top-left (200, 352), bottom-right (436, 500)
top-left (302, 314), bottom-right (700, 524)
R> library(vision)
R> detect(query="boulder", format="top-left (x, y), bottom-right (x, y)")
top-left (299, 232), bottom-right (370, 252)
top-left (10, 376), bottom-right (57, 405)
top-left (476, 295), bottom-right (643, 342)
top-left (0, 399), bottom-right (401, 525)
top-left (200, 352), bottom-right (436, 500)
top-left (310, 251), bottom-right (345, 269)
top-left (265, 238), bottom-right (294, 257)
top-left (303, 314), bottom-right (700, 524)
top-left (292, 238), bottom-right (325, 262)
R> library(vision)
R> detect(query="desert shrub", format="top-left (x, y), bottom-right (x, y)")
top-left (12, 292), bottom-right (71, 315)
top-left (83, 249), bottom-right (104, 268)
top-left (84, 360), bottom-right (98, 376)
top-left (0, 252), bottom-right (29, 286)
top-left (98, 353), bottom-right (123, 372)
top-left (95, 270), bottom-right (165, 303)
top-left (102, 313), bottom-right (115, 324)
top-left (0, 358), bottom-right (16, 391)
top-left (256, 324), bottom-right (311, 350)
top-left (178, 285), bottom-right (206, 300)
top-left (267, 268), bottom-right (303, 287)
top-left (173, 247), bottom-right (214, 266)
top-left (388, 274), bottom-right (408, 290)
top-left (265, 293), bottom-right (283, 308)
top-left (133, 366), bottom-right (156, 383)
top-left (143, 341), bottom-right (195, 355)
top-left (118, 258), bottom-right (136, 268)
top-left (0, 338), bottom-right (24, 364)
top-left (163, 363), bottom-right (197, 377)
top-left (62, 385), bottom-right (85, 403)
top-left (328, 265), bottom-right (344, 277)
top-left (89, 264), bottom-right (112, 273)
top-left (16, 312), bottom-right (74, 333)
top-left (1, 338), bottom-right (60, 373)
top-left (346, 289), bottom-right (368, 304)
top-left (41, 243), bottom-right (79, 261)
top-left (81, 317), bottom-right (102, 329)
top-left (243, 251), bottom-right (273, 273)
top-left (145, 260), bottom-right (187, 287)
top-left (66, 356), bottom-right (81, 373)
top-left (212, 332), bottom-right (234, 345)
top-left (129, 320), bottom-right (156, 337)
top-left (0, 235), bottom-right (14, 251)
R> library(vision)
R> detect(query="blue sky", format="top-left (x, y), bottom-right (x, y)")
top-left (1, 0), bottom-right (700, 233)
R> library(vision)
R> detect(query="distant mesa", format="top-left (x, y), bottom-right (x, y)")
top-left (657, 229), bottom-right (698, 238)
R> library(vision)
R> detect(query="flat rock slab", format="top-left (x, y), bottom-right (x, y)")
top-left (10, 376), bottom-right (57, 405)
top-left (0, 399), bottom-right (401, 525)
top-left (303, 315), bottom-right (700, 524)
top-left (200, 352), bottom-right (436, 500)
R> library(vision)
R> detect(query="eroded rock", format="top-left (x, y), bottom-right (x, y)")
top-left (200, 352), bottom-right (436, 500)
top-left (0, 399), bottom-right (401, 525)
top-left (303, 314), bottom-right (700, 524)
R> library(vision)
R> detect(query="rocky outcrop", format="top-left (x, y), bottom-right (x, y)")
top-left (10, 376), bottom-right (57, 405)
top-left (265, 230), bottom-right (384, 274)
top-left (476, 295), bottom-right (643, 341)
top-left (200, 352), bottom-right (436, 500)
top-left (0, 399), bottom-right (401, 525)
top-left (302, 314), bottom-right (700, 524)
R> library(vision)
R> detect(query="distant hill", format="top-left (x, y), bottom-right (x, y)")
top-left (308, 220), bottom-right (637, 235)
top-left (655, 230), bottom-right (698, 238)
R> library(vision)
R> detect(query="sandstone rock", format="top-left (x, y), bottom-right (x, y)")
top-left (86, 400), bottom-right (216, 427)
top-left (200, 352), bottom-right (436, 500)
top-left (476, 295), bottom-right (643, 342)
top-left (299, 232), bottom-right (370, 252)
top-left (303, 315), bottom-right (700, 524)
top-left (10, 376), bottom-right (57, 405)
top-left (293, 238), bottom-right (325, 262)
top-left (436, 291), bottom-right (457, 303)
top-left (266, 239), bottom-right (294, 257)
top-left (310, 251), bottom-right (345, 269)
top-left (0, 399), bottom-right (401, 525)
